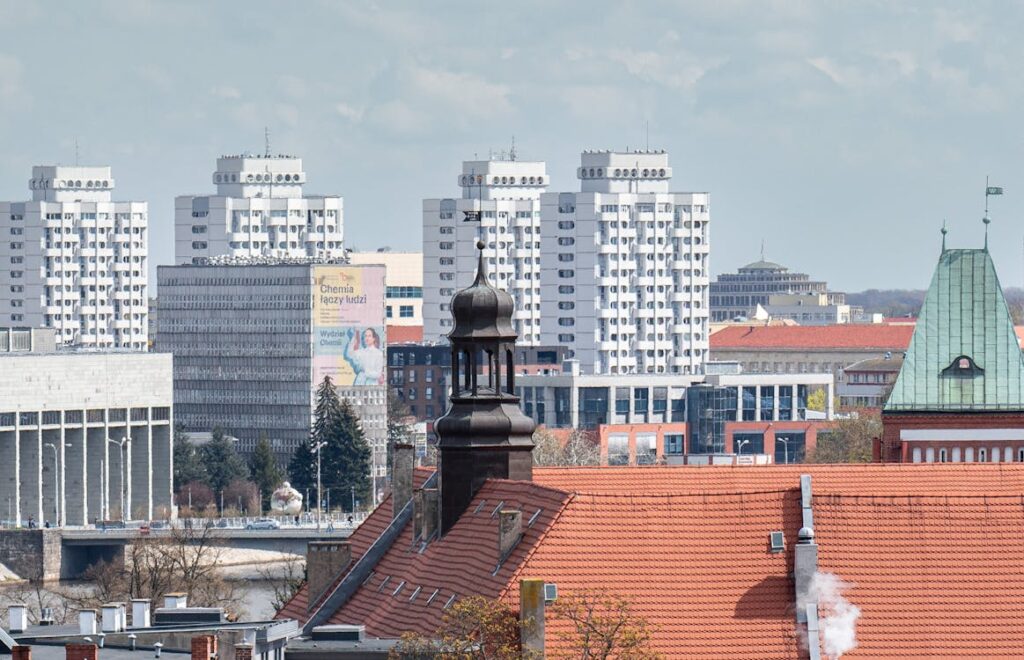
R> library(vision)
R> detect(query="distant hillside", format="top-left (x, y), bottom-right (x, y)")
top-left (847, 287), bottom-right (1024, 321)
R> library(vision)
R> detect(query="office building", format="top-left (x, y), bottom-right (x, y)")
top-left (348, 250), bottom-right (423, 327)
top-left (0, 327), bottom-right (173, 525)
top-left (540, 150), bottom-right (710, 375)
top-left (709, 256), bottom-right (843, 322)
top-left (0, 166), bottom-right (149, 349)
top-left (422, 157), bottom-right (547, 344)
top-left (156, 262), bottom-right (388, 490)
top-left (175, 154), bottom-right (343, 264)
top-left (837, 354), bottom-right (902, 408)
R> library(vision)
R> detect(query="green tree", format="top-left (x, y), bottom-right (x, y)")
top-left (199, 426), bottom-right (249, 495)
top-left (173, 426), bottom-right (207, 492)
top-left (287, 440), bottom-right (316, 493)
top-left (808, 413), bottom-right (881, 463)
top-left (322, 398), bottom-right (373, 510)
top-left (249, 434), bottom-right (283, 511)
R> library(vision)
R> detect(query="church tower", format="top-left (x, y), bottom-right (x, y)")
top-left (435, 240), bottom-right (536, 535)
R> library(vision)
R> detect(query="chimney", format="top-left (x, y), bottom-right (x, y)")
top-left (413, 487), bottom-right (439, 542)
top-left (794, 526), bottom-right (818, 622)
top-left (164, 593), bottom-right (187, 609)
top-left (12, 646), bottom-right (31, 660)
top-left (101, 603), bottom-right (124, 633)
top-left (8, 604), bottom-right (27, 632)
top-left (498, 510), bottom-right (522, 561)
top-left (306, 541), bottom-right (352, 609)
top-left (66, 644), bottom-right (98, 660)
top-left (392, 442), bottom-right (414, 520)
top-left (78, 610), bottom-right (97, 636)
top-left (190, 635), bottom-right (217, 660)
top-left (131, 599), bottom-right (151, 628)
top-left (519, 579), bottom-right (546, 657)
top-left (233, 645), bottom-right (253, 660)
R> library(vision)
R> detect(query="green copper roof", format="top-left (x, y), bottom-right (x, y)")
top-left (885, 248), bottom-right (1024, 412)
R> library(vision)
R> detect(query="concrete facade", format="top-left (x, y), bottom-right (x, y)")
top-left (156, 263), bottom-right (388, 490)
top-left (423, 158), bottom-right (547, 345)
top-left (540, 150), bottom-right (710, 375)
top-left (0, 166), bottom-right (149, 349)
top-left (0, 350), bottom-right (173, 525)
top-left (348, 251), bottom-right (423, 327)
top-left (175, 154), bottom-right (344, 264)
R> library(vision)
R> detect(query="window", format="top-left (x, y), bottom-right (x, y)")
top-left (558, 237), bottom-right (575, 246)
top-left (386, 286), bottom-right (423, 298)
top-left (557, 269), bottom-right (575, 278)
top-left (558, 285), bottom-right (575, 294)
top-left (439, 227), bottom-right (454, 234)
top-left (664, 434), bottom-right (684, 455)
top-left (439, 242), bottom-right (454, 250)
top-left (386, 306), bottom-right (393, 318)
top-left (558, 302), bottom-right (575, 310)
top-left (558, 333), bottom-right (574, 342)
top-left (399, 305), bottom-right (414, 318)
top-left (557, 254), bottom-right (574, 262)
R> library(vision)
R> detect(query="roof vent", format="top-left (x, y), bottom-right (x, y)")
top-left (311, 625), bottom-right (365, 642)
top-left (544, 583), bottom-right (558, 603)
top-left (769, 531), bottom-right (785, 553)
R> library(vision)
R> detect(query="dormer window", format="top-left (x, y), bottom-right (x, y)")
top-left (941, 355), bottom-right (984, 378)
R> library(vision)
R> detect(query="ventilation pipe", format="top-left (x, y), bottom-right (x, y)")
top-left (794, 474), bottom-right (821, 660)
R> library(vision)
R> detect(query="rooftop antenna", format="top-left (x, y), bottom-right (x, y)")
top-left (264, 127), bottom-right (271, 157)
top-left (760, 238), bottom-right (766, 262)
top-left (940, 220), bottom-right (948, 253)
top-left (509, 136), bottom-right (516, 162)
top-left (984, 176), bottom-right (1004, 250)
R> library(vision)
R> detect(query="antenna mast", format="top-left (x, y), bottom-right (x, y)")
top-left (264, 127), bottom-right (271, 157)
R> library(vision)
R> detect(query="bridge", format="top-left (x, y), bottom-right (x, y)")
top-left (0, 523), bottom-right (357, 581)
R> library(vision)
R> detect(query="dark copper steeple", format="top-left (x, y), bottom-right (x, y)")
top-left (435, 240), bottom-right (536, 535)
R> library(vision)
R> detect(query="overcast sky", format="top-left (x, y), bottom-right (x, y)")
top-left (2, 0), bottom-right (1024, 292)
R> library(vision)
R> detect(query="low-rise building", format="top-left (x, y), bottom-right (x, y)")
top-left (0, 328), bottom-right (173, 525)
top-left (837, 354), bottom-right (902, 408)
top-left (762, 292), bottom-right (852, 325)
top-left (709, 256), bottom-right (842, 322)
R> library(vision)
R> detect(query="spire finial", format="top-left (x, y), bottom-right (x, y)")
top-left (760, 238), bottom-right (766, 262)
top-left (941, 220), bottom-right (948, 252)
top-left (474, 239), bottom-right (489, 286)
top-left (984, 176), bottom-right (1004, 251)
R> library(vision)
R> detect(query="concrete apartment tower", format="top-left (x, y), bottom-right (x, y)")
top-left (540, 150), bottom-right (710, 375)
top-left (174, 153), bottom-right (344, 264)
top-left (423, 155), bottom-right (548, 345)
top-left (0, 166), bottom-right (148, 349)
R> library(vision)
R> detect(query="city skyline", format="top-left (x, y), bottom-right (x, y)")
top-left (3, 2), bottom-right (1024, 293)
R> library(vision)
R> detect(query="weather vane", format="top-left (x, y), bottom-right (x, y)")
top-left (984, 176), bottom-right (1003, 250)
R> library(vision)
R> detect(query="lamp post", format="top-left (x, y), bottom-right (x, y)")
top-left (350, 485), bottom-right (355, 514)
top-left (778, 437), bottom-right (791, 464)
top-left (107, 437), bottom-right (128, 522)
top-left (737, 439), bottom-right (750, 456)
top-left (313, 441), bottom-right (327, 530)
top-left (44, 443), bottom-right (59, 526)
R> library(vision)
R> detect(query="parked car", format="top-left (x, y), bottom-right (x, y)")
top-left (246, 518), bottom-right (281, 530)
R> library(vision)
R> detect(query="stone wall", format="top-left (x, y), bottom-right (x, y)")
top-left (0, 529), bottom-right (62, 581)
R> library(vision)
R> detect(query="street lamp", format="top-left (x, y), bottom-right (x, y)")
top-left (313, 441), bottom-right (327, 530)
top-left (107, 437), bottom-right (128, 522)
top-left (737, 439), bottom-right (750, 456)
top-left (778, 437), bottom-right (791, 465)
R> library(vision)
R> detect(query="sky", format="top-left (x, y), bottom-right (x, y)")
top-left (2, 0), bottom-right (1024, 293)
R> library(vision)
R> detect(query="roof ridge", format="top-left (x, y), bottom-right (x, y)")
top-left (498, 490), bottom-right (577, 603)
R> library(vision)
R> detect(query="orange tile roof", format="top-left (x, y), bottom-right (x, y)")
top-left (710, 324), bottom-right (915, 350)
top-left (387, 324), bottom-right (423, 344)
top-left (279, 463), bottom-right (1024, 658)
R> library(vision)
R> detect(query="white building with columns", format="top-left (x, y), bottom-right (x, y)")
top-left (0, 166), bottom-right (149, 349)
top-left (423, 157), bottom-right (548, 344)
top-left (540, 150), bottom-right (710, 375)
top-left (175, 154), bottom-right (344, 264)
top-left (0, 328), bottom-right (173, 526)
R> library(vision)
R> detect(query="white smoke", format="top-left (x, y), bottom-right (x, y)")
top-left (808, 572), bottom-right (860, 660)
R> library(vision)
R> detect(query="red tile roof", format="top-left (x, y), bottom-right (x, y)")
top-left (710, 324), bottom-right (915, 351)
top-left (279, 463), bottom-right (1024, 658)
top-left (386, 325), bottom-right (423, 344)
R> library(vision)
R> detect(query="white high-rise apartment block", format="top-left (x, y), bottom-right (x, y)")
top-left (175, 154), bottom-right (344, 264)
top-left (423, 158), bottom-right (548, 344)
top-left (540, 150), bottom-right (710, 375)
top-left (0, 166), bottom-right (149, 349)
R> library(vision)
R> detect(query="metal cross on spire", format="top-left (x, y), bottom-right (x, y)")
top-left (984, 175), bottom-right (1004, 250)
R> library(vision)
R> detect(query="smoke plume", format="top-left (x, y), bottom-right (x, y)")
top-left (809, 572), bottom-right (860, 659)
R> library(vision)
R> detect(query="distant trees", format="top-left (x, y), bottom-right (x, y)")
top-left (289, 376), bottom-right (373, 511)
top-left (390, 595), bottom-right (522, 659)
top-left (250, 434), bottom-right (283, 510)
top-left (173, 426), bottom-right (207, 487)
top-left (200, 426), bottom-right (250, 493)
top-left (807, 413), bottom-right (880, 463)
top-left (532, 428), bottom-right (600, 467)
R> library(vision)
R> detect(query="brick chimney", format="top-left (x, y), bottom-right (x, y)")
top-left (498, 510), bottom-right (522, 561)
top-left (233, 645), bottom-right (253, 660)
top-left (413, 487), bottom-right (439, 542)
top-left (190, 635), bottom-right (217, 660)
top-left (66, 643), bottom-right (98, 660)
top-left (306, 541), bottom-right (353, 609)
top-left (392, 443), bottom-right (414, 520)
top-left (12, 646), bottom-right (31, 660)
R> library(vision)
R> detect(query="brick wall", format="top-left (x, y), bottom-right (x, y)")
top-left (881, 411), bottom-right (1024, 462)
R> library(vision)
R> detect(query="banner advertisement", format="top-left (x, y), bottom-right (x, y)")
top-left (311, 265), bottom-right (386, 387)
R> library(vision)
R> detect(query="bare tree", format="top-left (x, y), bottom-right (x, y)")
top-left (549, 589), bottom-right (661, 659)
top-left (533, 428), bottom-right (600, 467)
top-left (255, 554), bottom-right (306, 613)
top-left (390, 595), bottom-right (525, 659)
top-left (0, 581), bottom-right (75, 625)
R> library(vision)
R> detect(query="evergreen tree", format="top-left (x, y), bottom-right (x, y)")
top-left (199, 426), bottom-right (249, 494)
top-left (288, 439), bottom-right (316, 492)
top-left (173, 425), bottom-right (208, 491)
top-left (322, 398), bottom-right (373, 510)
top-left (249, 434), bottom-right (283, 510)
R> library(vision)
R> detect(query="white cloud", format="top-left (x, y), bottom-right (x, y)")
top-left (211, 85), bottom-right (242, 100)
top-left (406, 65), bottom-right (513, 118)
top-left (335, 102), bottom-right (364, 122)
